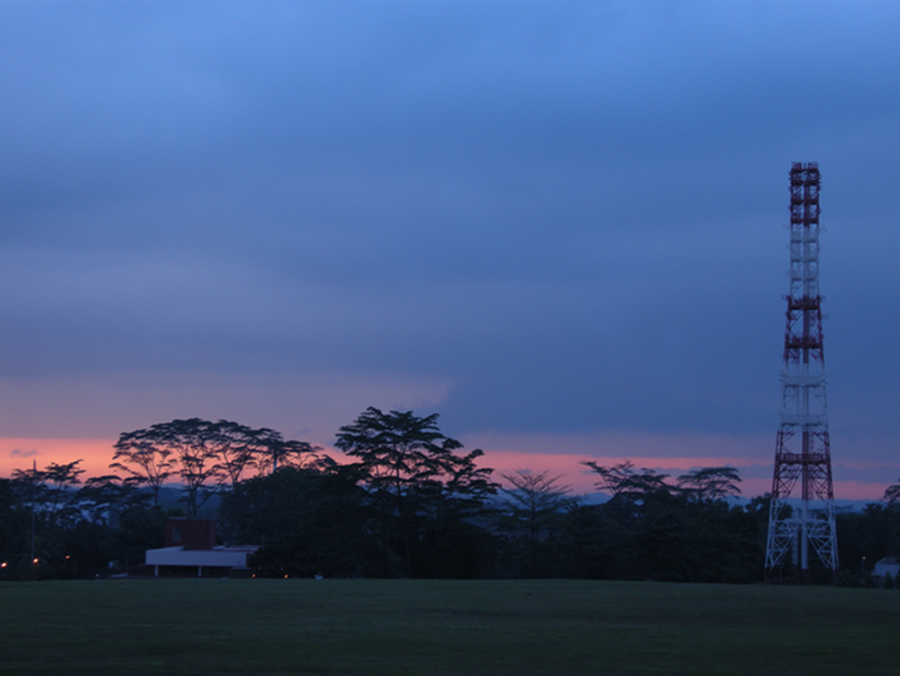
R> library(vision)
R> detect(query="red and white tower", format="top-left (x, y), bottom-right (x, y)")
top-left (765, 162), bottom-right (838, 579)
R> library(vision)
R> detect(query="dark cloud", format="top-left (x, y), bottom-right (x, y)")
top-left (11, 449), bottom-right (38, 458)
top-left (1, 1), bottom-right (899, 455)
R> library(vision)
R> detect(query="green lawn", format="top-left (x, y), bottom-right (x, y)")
top-left (0, 579), bottom-right (897, 675)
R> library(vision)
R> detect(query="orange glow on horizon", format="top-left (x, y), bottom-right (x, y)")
top-left (0, 438), bottom-right (116, 478)
top-left (474, 450), bottom-right (895, 502)
top-left (1, 436), bottom-right (894, 502)
top-left (476, 449), bottom-right (764, 494)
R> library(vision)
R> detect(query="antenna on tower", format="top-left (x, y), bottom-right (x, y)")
top-left (765, 162), bottom-right (838, 581)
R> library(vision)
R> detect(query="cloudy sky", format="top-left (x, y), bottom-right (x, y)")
top-left (2, 1), bottom-right (899, 498)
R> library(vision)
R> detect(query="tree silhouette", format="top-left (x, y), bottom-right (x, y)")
top-left (335, 407), bottom-right (496, 576)
top-left (111, 429), bottom-right (175, 505)
top-left (255, 437), bottom-right (322, 476)
top-left (208, 422), bottom-right (280, 485)
top-left (677, 466), bottom-right (742, 501)
top-left (581, 461), bottom-right (674, 500)
top-left (113, 418), bottom-right (223, 515)
top-left (500, 470), bottom-right (574, 576)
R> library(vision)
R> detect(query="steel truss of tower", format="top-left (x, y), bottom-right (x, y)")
top-left (765, 163), bottom-right (838, 580)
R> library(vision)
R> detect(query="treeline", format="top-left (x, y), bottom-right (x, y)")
top-left (0, 460), bottom-right (165, 579)
top-left (3, 408), bottom-right (900, 582)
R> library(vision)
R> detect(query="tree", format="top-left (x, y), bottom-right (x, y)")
top-left (160, 419), bottom-right (225, 516)
top-left (111, 429), bottom-right (176, 505)
top-left (677, 466), bottom-right (742, 501)
top-left (113, 419), bottom-right (226, 516)
top-left (884, 480), bottom-right (900, 504)
top-left (334, 407), bottom-right (497, 577)
top-left (113, 418), bottom-right (322, 515)
top-left (108, 503), bottom-right (166, 571)
top-left (6, 460), bottom-right (116, 579)
top-left (76, 474), bottom-right (147, 524)
top-left (255, 437), bottom-right (322, 476)
top-left (579, 461), bottom-right (760, 582)
top-left (41, 460), bottom-right (85, 524)
top-left (115, 419), bottom-right (219, 516)
top-left (219, 464), bottom-right (373, 577)
top-left (499, 470), bottom-right (575, 577)
top-left (0, 478), bottom-right (30, 578)
top-left (581, 461), bottom-right (675, 501)
top-left (208, 421), bottom-right (271, 485)
top-left (11, 460), bottom-right (85, 528)
top-left (208, 421), bottom-right (323, 483)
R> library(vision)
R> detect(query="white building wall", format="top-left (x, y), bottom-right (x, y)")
top-left (145, 546), bottom-right (257, 570)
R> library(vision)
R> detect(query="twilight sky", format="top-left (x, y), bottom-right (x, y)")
top-left (2, 1), bottom-right (900, 498)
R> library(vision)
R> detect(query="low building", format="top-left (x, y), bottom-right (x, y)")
top-left (144, 518), bottom-right (257, 577)
top-left (872, 556), bottom-right (900, 579)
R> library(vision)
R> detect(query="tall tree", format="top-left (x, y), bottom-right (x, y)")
top-left (677, 466), bottom-right (742, 501)
top-left (114, 418), bottom-right (321, 513)
top-left (582, 461), bottom-right (675, 500)
top-left (209, 421), bottom-right (278, 485)
top-left (162, 419), bottom-right (223, 516)
top-left (76, 474), bottom-right (147, 524)
top-left (41, 460), bottom-right (85, 527)
top-left (256, 437), bottom-right (322, 476)
top-left (113, 419), bottom-right (222, 516)
top-left (334, 407), bottom-right (497, 576)
top-left (0, 478), bottom-right (29, 577)
top-left (11, 460), bottom-right (85, 528)
top-left (580, 461), bottom-right (761, 582)
top-left (499, 470), bottom-right (575, 577)
top-left (110, 430), bottom-right (176, 505)
top-left (884, 480), bottom-right (900, 504)
top-left (219, 464), bottom-right (373, 577)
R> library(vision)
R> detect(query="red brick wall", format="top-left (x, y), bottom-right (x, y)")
top-left (164, 519), bottom-right (217, 549)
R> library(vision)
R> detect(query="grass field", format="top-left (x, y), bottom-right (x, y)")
top-left (1, 579), bottom-right (898, 675)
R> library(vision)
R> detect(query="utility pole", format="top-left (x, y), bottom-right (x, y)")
top-left (31, 459), bottom-right (37, 578)
top-left (765, 162), bottom-right (838, 580)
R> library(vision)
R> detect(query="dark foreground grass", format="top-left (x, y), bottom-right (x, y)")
top-left (1, 579), bottom-right (898, 675)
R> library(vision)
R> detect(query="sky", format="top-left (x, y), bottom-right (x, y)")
top-left (2, 1), bottom-right (900, 500)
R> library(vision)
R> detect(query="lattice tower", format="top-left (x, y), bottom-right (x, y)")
top-left (765, 162), bottom-right (838, 579)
